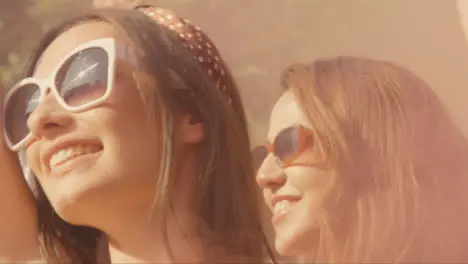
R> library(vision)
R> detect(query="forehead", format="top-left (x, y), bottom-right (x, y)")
top-left (267, 90), bottom-right (311, 142)
top-left (34, 21), bottom-right (131, 79)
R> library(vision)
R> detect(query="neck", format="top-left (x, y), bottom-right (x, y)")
top-left (0, 149), bottom-right (41, 262)
top-left (106, 207), bottom-right (204, 264)
top-left (107, 149), bottom-right (205, 263)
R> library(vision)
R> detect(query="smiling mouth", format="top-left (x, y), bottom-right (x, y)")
top-left (49, 144), bottom-right (103, 169)
top-left (272, 199), bottom-right (301, 225)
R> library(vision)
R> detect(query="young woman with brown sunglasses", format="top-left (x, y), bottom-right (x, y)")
top-left (254, 56), bottom-right (468, 263)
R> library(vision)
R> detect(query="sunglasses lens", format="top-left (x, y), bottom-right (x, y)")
top-left (4, 83), bottom-right (41, 147)
top-left (273, 126), bottom-right (303, 164)
top-left (4, 47), bottom-right (111, 150)
top-left (55, 47), bottom-right (109, 107)
top-left (251, 145), bottom-right (269, 172)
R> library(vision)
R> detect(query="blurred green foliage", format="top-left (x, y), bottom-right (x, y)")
top-left (0, 0), bottom-right (92, 88)
top-left (0, 0), bottom-right (286, 143)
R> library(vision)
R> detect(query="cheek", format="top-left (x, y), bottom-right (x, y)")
top-left (89, 104), bottom-right (161, 174)
top-left (106, 108), bottom-right (156, 143)
top-left (88, 108), bottom-right (159, 163)
top-left (90, 81), bottom-right (155, 140)
top-left (26, 144), bottom-right (42, 176)
top-left (262, 189), bottom-right (273, 208)
top-left (301, 190), bottom-right (328, 226)
top-left (289, 167), bottom-right (333, 216)
top-left (103, 82), bottom-right (157, 139)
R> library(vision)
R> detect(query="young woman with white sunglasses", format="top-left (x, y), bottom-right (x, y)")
top-left (3, 6), bottom-right (274, 264)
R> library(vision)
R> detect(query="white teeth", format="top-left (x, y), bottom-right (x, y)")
top-left (273, 200), bottom-right (294, 216)
top-left (49, 145), bottom-right (100, 169)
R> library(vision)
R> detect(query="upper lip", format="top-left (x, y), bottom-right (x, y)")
top-left (42, 136), bottom-right (103, 171)
top-left (270, 194), bottom-right (302, 209)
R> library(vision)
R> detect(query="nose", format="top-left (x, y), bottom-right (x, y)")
top-left (27, 91), bottom-right (74, 140)
top-left (256, 154), bottom-right (287, 189)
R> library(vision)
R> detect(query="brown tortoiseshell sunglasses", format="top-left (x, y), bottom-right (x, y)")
top-left (251, 125), bottom-right (317, 172)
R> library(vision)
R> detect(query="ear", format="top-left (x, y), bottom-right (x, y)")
top-left (178, 113), bottom-right (204, 144)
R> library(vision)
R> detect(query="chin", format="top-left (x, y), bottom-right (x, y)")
top-left (274, 234), bottom-right (301, 257)
top-left (52, 203), bottom-right (85, 225)
top-left (48, 189), bottom-right (97, 226)
top-left (274, 223), bottom-right (318, 257)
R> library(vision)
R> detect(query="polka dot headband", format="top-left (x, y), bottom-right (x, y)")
top-left (134, 5), bottom-right (232, 104)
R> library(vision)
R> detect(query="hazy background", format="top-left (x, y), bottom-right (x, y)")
top-left (2, 1), bottom-right (468, 260)
top-left (2, 0), bottom-right (468, 144)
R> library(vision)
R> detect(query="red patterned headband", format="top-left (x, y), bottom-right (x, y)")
top-left (134, 5), bottom-right (232, 104)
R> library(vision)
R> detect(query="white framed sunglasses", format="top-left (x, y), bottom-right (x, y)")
top-left (3, 37), bottom-right (138, 152)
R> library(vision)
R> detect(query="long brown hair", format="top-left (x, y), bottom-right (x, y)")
top-left (281, 56), bottom-right (468, 263)
top-left (22, 7), bottom-right (273, 263)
